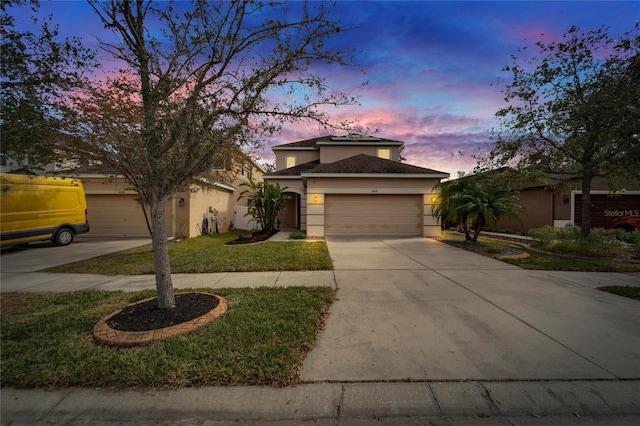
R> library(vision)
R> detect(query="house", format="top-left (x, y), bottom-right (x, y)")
top-left (264, 134), bottom-right (450, 237)
top-left (494, 175), bottom-right (640, 232)
top-left (1, 151), bottom-right (264, 239)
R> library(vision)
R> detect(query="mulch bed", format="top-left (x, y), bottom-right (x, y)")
top-left (225, 229), bottom-right (279, 245)
top-left (439, 239), bottom-right (527, 258)
top-left (107, 293), bottom-right (220, 332)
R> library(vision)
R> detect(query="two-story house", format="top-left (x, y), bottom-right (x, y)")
top-left (264, 134), bottom-right (449, 237)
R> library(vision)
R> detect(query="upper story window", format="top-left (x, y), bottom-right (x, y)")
top-left (286, 155), bottom-right (296, 168)
top-left (377, 148), bottom-right (391, 160)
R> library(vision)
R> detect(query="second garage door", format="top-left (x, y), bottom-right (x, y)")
top-left (86, 194), bottom-right (150, 238)
top-left (325, 194), bottom-right (422, 236)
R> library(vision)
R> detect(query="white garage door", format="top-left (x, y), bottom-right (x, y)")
top-left (86, 194), bottom-right (150, 238)
top-left (325, 194), bottom-right (422, 236)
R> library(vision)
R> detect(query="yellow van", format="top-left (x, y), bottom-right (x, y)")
top-left (1, 173), bottom-right (90, 246)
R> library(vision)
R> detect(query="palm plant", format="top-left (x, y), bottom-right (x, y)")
top-left (238, 180), bottom-right (290, 232)
top-left (457, 185), bottom-right (524, 242)
top-left (432, 177), bottom-right (482, 240)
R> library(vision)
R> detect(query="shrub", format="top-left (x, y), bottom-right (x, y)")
top-left (289, 230), bottom-right (307, 240)
top-left (528, 226), bottom-right (626, 258)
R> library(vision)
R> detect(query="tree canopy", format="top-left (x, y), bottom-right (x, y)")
top-left (0, 0), bottom-right (98, 169)
top-left (486, 24), bottom-right (640, 237)
top-left (63, 0), bottom-right (357, 308)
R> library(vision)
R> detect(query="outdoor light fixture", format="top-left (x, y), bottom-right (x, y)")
top-left (431, 196), bottom-right (438, 203)
top-left (178, 198), bottom-right (185, 207)
top-left (312, 195), bottom-right (319, 203)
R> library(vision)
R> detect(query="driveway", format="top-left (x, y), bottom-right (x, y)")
top-left (301, 236), bottom-right (640, 382)
top-left (0, 236), bottom-right (151, 279)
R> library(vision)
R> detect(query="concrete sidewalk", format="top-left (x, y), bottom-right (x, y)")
top-left (4, 380), bottom-right (640, 424)
top-left (1, 235), bottom-right (640, 424)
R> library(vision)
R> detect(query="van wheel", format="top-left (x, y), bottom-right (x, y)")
top-left (53, 228), bottom-right (74, 246)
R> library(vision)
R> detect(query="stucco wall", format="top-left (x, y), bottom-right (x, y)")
top-left (319, 145), bottom-right (400, 164)
top-left (274, 150), bottom-right (319, 171)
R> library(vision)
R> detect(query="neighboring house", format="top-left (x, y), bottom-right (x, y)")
top-left (497, 178), bottom-right (640, 232)
top-left (1, 151), bottom-right (264, 239)
top-left (264, 134), bottom-right (450, 237)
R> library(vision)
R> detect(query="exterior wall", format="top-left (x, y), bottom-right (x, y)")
top-left (319, 145), bottom-right (400, 164)
top-left (274, 150), bottom-right (319, 171)
top-left (553, 192), bottom-right (573, 227)
top-left (498, 188), bottom-right (553, 232)
top-left (180, 186), bottom-right (235, 237)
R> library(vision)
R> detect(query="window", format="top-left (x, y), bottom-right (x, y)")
top-left (286, 156), bottom-right (296, 168)
top-left (377, 148), bottom-right (391, 160)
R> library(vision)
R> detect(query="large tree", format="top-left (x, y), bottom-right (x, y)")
top-left (0, 0), bottom-right (98, 169)
top-left (70, 0), bottom-right (357, 309)
top-left (488, 24), bottom-right (640, 238)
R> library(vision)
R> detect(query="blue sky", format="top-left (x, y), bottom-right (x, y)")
top-left (10, 1), bottom-right (638, 176)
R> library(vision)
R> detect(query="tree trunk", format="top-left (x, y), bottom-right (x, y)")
top-left (580, 173), bottom-right (593, 239)
top-left (462, 214), bottom-right (472, 240)
top-left (471, 217), bottom-right (485, 242)
top-left (150, 194), bottom-right (175, 309)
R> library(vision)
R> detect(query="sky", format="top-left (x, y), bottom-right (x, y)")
top-left (9, 1), bottom-right (639, 177)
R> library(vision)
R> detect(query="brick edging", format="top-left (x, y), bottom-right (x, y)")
top-left (93, 292), bottom-right (228, 347)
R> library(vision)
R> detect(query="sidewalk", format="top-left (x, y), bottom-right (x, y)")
top-left (4, 380), bottom-right (640, 424)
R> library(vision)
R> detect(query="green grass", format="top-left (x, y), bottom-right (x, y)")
top-left (597, 286), bottom-right (640, 301)
top-left (46, 231), bottom-right (332, 274)
top-left (502, 250), bottom-right (640, 272)
top-left (441, 231), bottom-right (640, 272)
top-left (1, 287), bottom-right (334, 388)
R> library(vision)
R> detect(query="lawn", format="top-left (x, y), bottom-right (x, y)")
top-left (440, 232), bottom-right (640, 273)
top-left (47, 231), bottom-right (333, 274)
top-left (1, 287), bottom-right (334, 388)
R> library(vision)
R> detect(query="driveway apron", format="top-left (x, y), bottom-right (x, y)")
top-left (300, 236), bottom-right (640, 382)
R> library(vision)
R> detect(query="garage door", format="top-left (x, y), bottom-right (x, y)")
top-left (325, 194), bottom-right (422, 236)
top-left (86, 194), bottom-right (150, 238)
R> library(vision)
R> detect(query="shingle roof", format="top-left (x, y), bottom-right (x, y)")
top-left (272, 136), bottom-right (333, 149)
top-left (272, 134), bottom-right (404, 150)
top-left (266, 160), bottom-right (321, 177)
top-left (304, 154), bottom-right (448, 176)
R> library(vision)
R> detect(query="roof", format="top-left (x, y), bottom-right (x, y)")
top-left (265, 160), bottom-right (321, 177)
top-left (265, 154), bottom-right (449, 179)
top-left (303, 154), bottom-right (448, 177)
top-left (272, 134), bottom-right (404, 150)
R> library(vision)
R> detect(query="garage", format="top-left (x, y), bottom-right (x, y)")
top-left (325, 194), bottom-right (422, 236)
top-left (86, 194), bottom-right (150, 238)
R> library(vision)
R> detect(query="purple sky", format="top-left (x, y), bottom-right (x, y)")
top-left (11, 1), bottom-right (638, 177)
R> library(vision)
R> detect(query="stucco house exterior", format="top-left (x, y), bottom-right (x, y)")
top-left (1, 151), bottom-right (264, 239)
top-left (497, 180), bottom-right (640, 232)
top-left (78, 153), bottom-right (264, 239)
top-left (264, 134), bottom-right (449, 237)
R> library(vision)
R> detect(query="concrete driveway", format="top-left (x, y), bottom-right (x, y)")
top-left (301, 236), bottom-right (640, 382)
top-left (0, 236), bottom-right (150, 279)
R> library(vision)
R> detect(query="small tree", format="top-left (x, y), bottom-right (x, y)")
top-left (432, 174), bottom-right (523, 242)
top-left (457, 185), bottom-right (524, 242)
top-left (432, 175), bottom-right (481, 241)
top-left (238, 180), bottom-right (290, 232)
